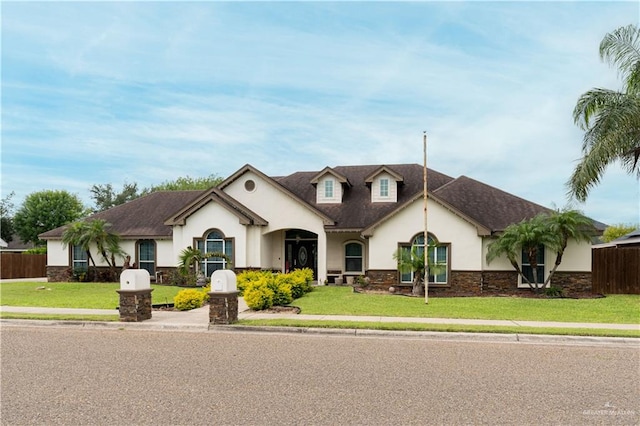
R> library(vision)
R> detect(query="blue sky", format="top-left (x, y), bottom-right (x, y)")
top-left (2, 1), bottom-right (639, 226)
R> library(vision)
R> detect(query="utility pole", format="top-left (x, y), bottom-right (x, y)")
top-left (423, 131), bottom-right (429, 304)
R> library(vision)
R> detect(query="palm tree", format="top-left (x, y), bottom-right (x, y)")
top-left (393, 242), bottom-right (446, 297)
top-left (86, 219), bottom-right (126, 280)
top-left (62, 221), bottom-right (97, 280)
top-left (486, 215), bottom-right (558, 293)
top-left (543, 209), bottom-right (596, 286)
top-left (394, 245), bottom-right (426, 296)
top-left (570, 24), bottom-right (640, 201)
top-left (62, 219), bottom-right (125, 281)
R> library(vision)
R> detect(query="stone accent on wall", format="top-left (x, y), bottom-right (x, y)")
top-left (47, 266), bottom-right (71, 282)
top-left (480, 271), bottom-right (519, 293)
top-left (364, 269), bottom-right (592, 296)
top-left (117, 289), bottom-right (153, 322)
top-left (366, 270), bottom-right (399, 290)
top-left (551, 272), bottom-right (593, 295)
top-left (208, 291), bottom-right (239, 324)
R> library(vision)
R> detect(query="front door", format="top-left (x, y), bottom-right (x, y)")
top-left (285, 230), bottom-right (317, 279)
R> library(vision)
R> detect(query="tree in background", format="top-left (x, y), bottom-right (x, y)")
top-left (141, 174), bottom-right (223, 194)
top-left (14, 190), bottom-right (85, 245)
top-left (570, 24), bottom-right (640, 201)
top-left (487, 210), bottom-right (596, 294)
top-left (90, 182), bottom-right (139, 212)
top-left (0, 192), bottom-right (16, 243)
top-left (87, 174), bottom-right (223, 212)
top-left (602, 223), bottom-right (638, 242)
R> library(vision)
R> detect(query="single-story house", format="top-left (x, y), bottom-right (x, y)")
top-left (40, 163), bottom-right (603, 294)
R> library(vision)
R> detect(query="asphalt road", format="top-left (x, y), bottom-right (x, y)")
top-left (1, 327), bottom-right (638, 425)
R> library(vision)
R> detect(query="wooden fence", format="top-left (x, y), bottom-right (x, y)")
top-left (0, 253), bottom-right (47, 280)
top-left (592, 246), bottom-right (640, 294)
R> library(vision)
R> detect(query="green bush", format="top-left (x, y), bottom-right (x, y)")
top-left (237, 270), bottom-right (272, 296)
top-left (269, 276), bottom-right (293, 306)
top-left (544, 286), bottom-right (564, 298)
top-left (240, 268), bottom-right (314, 310)
top-left (173, 288), bottom-right (208, 311)
top-left (243, 278), bottom-right (274, 310)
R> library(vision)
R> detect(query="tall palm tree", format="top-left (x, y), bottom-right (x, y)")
top-left (486, 215), bottom-right (558, 293)
top-left (570, 24), bottom-right (640, 201)
top-left (544, 209), bottom-right (596, 285)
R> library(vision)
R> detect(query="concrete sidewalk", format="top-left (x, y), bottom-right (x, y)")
top-left (1, 301), bottom-right (638, 331)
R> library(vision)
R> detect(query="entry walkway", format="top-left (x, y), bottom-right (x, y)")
top-left (0, 301), bottom-right (638, 331)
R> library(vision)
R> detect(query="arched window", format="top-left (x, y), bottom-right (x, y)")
top-left (344, 242), bottom-right (363, 273)
top-left (399, 234), bottom-right (448, 285)
top-left (196, 230), bottom-right (233, 277)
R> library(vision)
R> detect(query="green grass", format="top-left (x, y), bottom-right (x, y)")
top-left (238, 319), bottom-right (640, 338)
top-left (0, 282), bottom-right (188, 309)
top-left (0, 313), bottom-right (120, 321)
top-left (292, 286), bottom-right (640, 324)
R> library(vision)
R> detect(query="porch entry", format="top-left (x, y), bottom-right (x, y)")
top-left (284, 229), bottom-right (317, 279)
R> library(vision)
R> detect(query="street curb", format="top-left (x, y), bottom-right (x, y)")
top-left (2, 319), bottom-right (639, 346)
top-left (210, 324), bottom-right (640, 346)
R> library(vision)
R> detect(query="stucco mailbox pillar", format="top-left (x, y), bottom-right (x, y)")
top-left (117, 269), bottom-right (153, 322)
top-left (208, 270), bottom-right (238, 325)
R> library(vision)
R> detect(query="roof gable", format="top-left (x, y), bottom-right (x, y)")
top-left (165, 187), bottom-right (268, 227)
top-left (364, 165), bottom-right (404, 184)
top-left (310, 167), bottom-right (351, 186)
top-left (220, 164), bottom-right (336, 226)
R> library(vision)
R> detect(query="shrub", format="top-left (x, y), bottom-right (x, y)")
top-left (174, 288), bottom-right (208, 311)
top-left (243, 278), bottom-right (274, 310)
top-left (544, 286), bottom-right (563, 298)
top-left (288, 268), bottom-right (314, 297)
top-left (237, 270), bottom-right (272, 296)
top-left (269, 276), bottom-right (293, 306)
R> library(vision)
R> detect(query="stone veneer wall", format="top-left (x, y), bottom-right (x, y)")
top-left (364, 269), bottom-right (592, 296)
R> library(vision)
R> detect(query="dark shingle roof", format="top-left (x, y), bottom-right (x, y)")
top-left (274, 164), bottom-right (454, 231)
top-left (432, 176), bottom-right (551, 233)
top-left (39, 190), bottom-right (205, 239)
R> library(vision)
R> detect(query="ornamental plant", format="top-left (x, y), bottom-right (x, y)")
top-left (173, 288), bottom-right (208, 311)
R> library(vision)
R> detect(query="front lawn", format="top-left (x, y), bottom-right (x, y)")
top-left (292, 286), bottom-right (640, 324)
top-left (0, 282), bottom-right (187, 309)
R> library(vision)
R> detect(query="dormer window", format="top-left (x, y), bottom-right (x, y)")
top-left (365, 166), bottom-right (403, 203)
top-left (311, 167), bottom-right (350, 204)
top-left (324, 180), bottom-right (334, 198)
top-left (379, 178), bottom-right (389, 197)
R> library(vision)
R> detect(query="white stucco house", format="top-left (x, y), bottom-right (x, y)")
top-left (40, 163), bottom-right (603, 294)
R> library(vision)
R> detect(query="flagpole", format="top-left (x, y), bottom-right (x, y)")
top-left (423, 131), bottom-right (429, 304)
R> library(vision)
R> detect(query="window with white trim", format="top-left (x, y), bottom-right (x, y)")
top-left (399, 234), bottom-right (448, 284)
top-left (324, 180), bottom-right (334, 198)
top-left (379, 178), bottom-right (389, 197)
top-left (196, 230), bottom-right (233, 277)
top-left (72, 244), bottom-right (88, 272)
